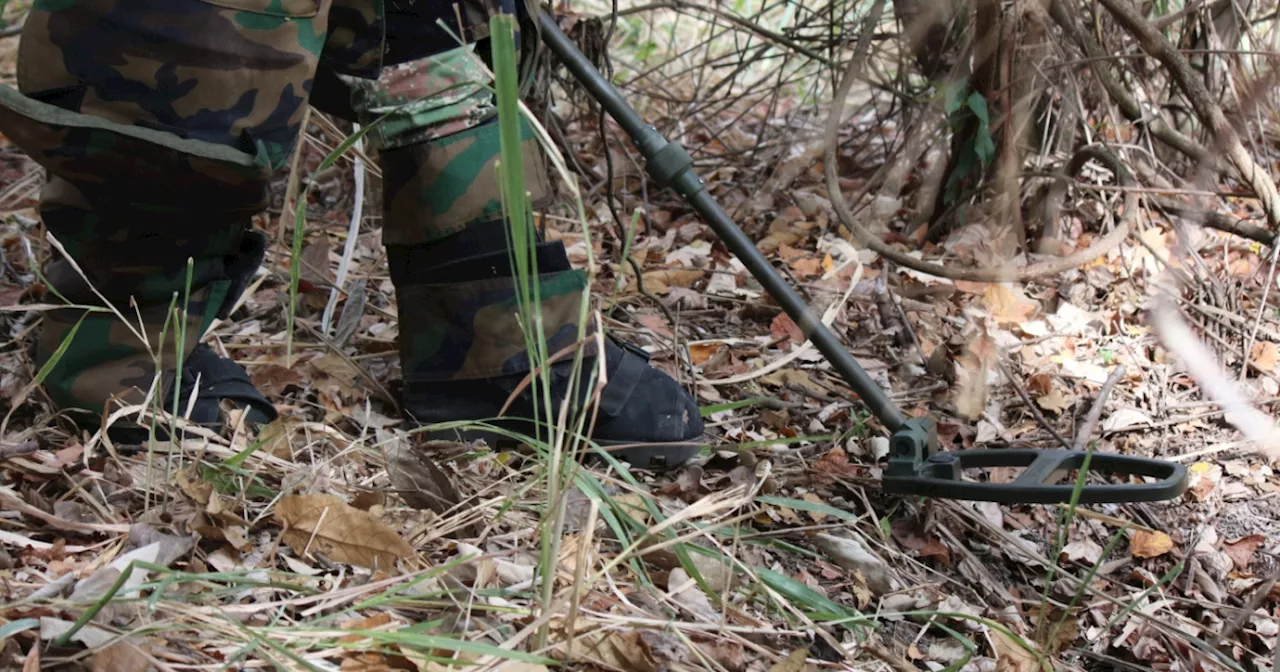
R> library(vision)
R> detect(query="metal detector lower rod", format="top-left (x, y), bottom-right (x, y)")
top-left (536, 11), bottom-right (907, 432)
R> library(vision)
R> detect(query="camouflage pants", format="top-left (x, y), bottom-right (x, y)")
top-left (0, 0), bottom-right (588, 419)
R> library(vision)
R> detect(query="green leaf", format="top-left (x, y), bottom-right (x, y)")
top-left (974, 126), bottom-right (996, 165)
top-left (944, 79), bottom-right (969, 115)
top-left (0, 618), bottom-right (39, 640)
top-left (966, 92), bottom-right (989, 126)
top-left (756, 495), bottom-right (861, 522)
top-left (756, 566), bottom-right (859, 620)
top-left (700, 397), bottom-right (769, 417)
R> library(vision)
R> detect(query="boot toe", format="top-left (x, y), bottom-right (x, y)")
top-left (590, 352), bottom-right (705, 469)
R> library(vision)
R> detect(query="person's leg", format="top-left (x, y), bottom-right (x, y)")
top-left (339, 5), bottom-right (704, 468)
top-left (2, 0), bottom-right (379, 431)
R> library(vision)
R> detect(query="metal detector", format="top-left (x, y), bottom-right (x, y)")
top-left (536, 12), bottom-right (1188, 504)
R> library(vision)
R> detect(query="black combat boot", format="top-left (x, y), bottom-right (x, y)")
top-left (390, 221), bottom-right (704, 470)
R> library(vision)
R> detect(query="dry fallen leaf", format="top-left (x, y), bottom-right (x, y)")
top-left (768, 648), bottom-right (814, 672)
top-left (385, 436), bottom-right (461, 518)
top-left (1251, 341), bottom-right (1280, 372)
top-left (275, 494), bottom-right (414, 569)
top-left (789, 256), bottom-right (823, 278)
top-left (991, 628), bottom-right (1039, 672)
top-left (1129, 530), bottom-right (1174, 559)
top-left (630, 268), bottom-right (706, 295)
top-left (89, 639), bottom-right (153, 672)
top-left (770, 312), bottom-right (805, 344)
top-left (1223, 534), bottom-right (1265, 572)
top-left (1035, 388), bottom-right (1073, 415)
top-left (984, 284), bottom-right (1039, 325)
top-left (688, 342), bottom-right (721, 366)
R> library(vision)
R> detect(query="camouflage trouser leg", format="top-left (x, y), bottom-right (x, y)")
top-left (344, 38), bottom-right (594, 382)
top-left (2, 0), bottom-right (371, 418)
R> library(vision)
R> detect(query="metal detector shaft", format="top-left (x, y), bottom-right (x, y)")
top-left (537, 12), bottom-right (907, 431)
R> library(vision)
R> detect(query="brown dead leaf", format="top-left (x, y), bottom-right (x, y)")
top-left (89, 639), bottom-right (152, 672)
top-left (250, 363), bottom-right (304, 397)
top-left (890, 519), bottom-right (951, 564)
top-left (688, 342), bottom-right (721, 366)
top-left (760, 369), bottom-right (826, 397)
top-left (385, 438), bottom-right (461, 518)
top-left (789, 256), bottom-right (823, 279)
top-left (801, 492), bottom-right (829, 522)
top-left (990, 629), bottom-right (1039, 672)
top-left (812, 446), bottom-right (859, 482)
top-left (1223, 534), bottom-right (1265, 572)
top-left (1251, 341), bottom-right (1279, 372)
top-left (301, 238), bottom-right (331, 286)
top-left (770, 313), bottom-right (805, 344)
top-left (1129, 530), bottom-right (1174, 558)
top-left (275, 494), bottom-right (414, 569)
top-left (1035, 388), bottom-right (1073, 415)
top-left (768, 647), bottom-right (814, 672)
top-left (984, 284), bottom-right (1039, 324)
top-left (631, 269), bottom-right (705, 295)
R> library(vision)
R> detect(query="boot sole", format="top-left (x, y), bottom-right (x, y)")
top-left (419, 424), bottom-right (703, 471)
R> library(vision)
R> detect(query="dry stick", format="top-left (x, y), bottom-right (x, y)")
top-left (1073, 365), bottom-right (1127, 451)
top-left (1049, 1), bottom-right (1279, 251)
top-left (824, 57), bottom-right (1138, 281)
top-left (998, 361), bottom-right (1074, 451)
top-left (1150, 295), bottom-right (1280, 462)
top-left (1046, 0), bottom-right (1217, 170)
top-left (1213, 567), bottom-right (1280, 649)
top-left (1095, 0), bottom-right (1280, 230)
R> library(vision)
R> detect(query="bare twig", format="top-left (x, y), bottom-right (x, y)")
top-left (1096, 0), bottom-right (1280, 230)
top-left (1074, 365), bottom-right (1126, 451)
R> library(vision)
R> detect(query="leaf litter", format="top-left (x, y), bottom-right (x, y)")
top-left (2, 3), bottom-right (1280, 672)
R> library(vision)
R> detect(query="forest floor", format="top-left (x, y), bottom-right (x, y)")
top-left (1, 2), bottom-right (1279, 672)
